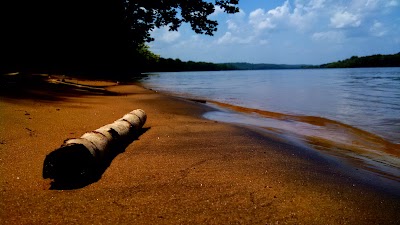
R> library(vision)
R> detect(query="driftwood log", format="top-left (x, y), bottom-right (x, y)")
top-left (43, 109), bottom-right (146, 182)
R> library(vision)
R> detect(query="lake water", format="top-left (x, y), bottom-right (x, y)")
top-left (140, 68), bottom-right (400, 181)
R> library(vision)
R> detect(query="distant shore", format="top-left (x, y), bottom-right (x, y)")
top-left (1, 74), bottom-right (399, 224)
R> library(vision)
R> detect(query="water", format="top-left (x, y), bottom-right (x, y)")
top-left (140, 68), bottom-right (400, 180)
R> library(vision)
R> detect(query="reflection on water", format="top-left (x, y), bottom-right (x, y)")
top-left (141, 68), bottom-right (400, 181)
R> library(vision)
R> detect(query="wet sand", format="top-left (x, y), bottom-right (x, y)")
top-left (206, 100), bottom-right (400, 183)
top-left (1, 75), bottom-right (399, 224)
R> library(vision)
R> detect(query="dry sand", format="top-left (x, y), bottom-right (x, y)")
top-left (1, 75), bottom-right (399, 224)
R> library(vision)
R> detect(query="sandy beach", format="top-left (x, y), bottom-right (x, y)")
top-left (1, 74), bottom-right (399, 224)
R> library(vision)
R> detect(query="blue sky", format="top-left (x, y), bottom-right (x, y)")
top-left (149, 0), bottom-right (400, 65)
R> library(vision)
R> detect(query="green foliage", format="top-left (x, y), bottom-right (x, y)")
top-left (136, 44), bottom-right (160, 63)
top-left (320, 53), bottom-right (400, 68)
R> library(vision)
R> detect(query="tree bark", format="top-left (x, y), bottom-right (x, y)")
top-left (43, 109), bottom-right (146, 181)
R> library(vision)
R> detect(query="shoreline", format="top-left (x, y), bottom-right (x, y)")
top-left (140, 69), bottom-right (400, 145)
top-left (1, 75), bottom-right (400, 224)
top-left (138, 81), bottom-right (400, 190)
top-left (203, 100), bottom-right (400, 183)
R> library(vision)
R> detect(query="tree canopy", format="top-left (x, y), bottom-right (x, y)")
top-left (124, 0), bottom-right (239, 47)
top-left (2, 0), bottom-right (239, 77)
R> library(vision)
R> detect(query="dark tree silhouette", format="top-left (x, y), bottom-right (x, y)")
top-left (124, 0), bottom-right (239, 45)
top-left (2, 0), bottom-right (239, 77)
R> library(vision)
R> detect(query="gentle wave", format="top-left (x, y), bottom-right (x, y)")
top-left (141, 68), bottom-right (400, 144)
top-left (205, 100), bottom-right (400, 181)
top-left (141, 68), bottom-right (400, 181)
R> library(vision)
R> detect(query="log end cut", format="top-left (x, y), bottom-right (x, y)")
top-left (43, 144), bottom-right (97, 182)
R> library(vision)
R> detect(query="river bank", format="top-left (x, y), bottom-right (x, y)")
top-left (0, 74), bottom-right (399, 224)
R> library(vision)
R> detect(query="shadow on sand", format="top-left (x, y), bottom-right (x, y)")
top-left (0, 73), bottom-right (120, 102)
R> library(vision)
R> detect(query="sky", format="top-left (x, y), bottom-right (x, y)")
top-left (149, 0), bottom-right (400, 65)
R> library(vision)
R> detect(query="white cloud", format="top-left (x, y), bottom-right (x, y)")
top-left (249, 8), bottom-right (276, 30)
top-left (293, 0), bottom-right (326, 10)
top-left (226, 20), bottom-right (238, 31)
top-left (348, 0), bottom-right (400, 13)
top-left (330, 11), bottom-right (361, 28)
top-left (152, 27), bottom-right (181, 43)
top-left (171, 34), bottom-right (210, 49)
top-left (217, 32), bottom-right (254, 45)
top-left (370, 21), bottom-right (387, 37)
top-left (312, 31), bottom-right (345, 43)
top-left (220, 0), bottom-right (397, 46)
top-left (217, 32), bottom-right (233, 44)
top-left (150, 0), bottom-right (400, 64)
top-left (234, 8), bottom-right (247, 18)
top-left (290, 5), bottom-right (317, 31)
top-left (210, 5), bottom-right (225, 17)
top-left (267, 1), bottom-right (291, 18)
top-left (248, 0), bottom-right (326, 32)
top-left (249, 1), bottom-right (291, 31)
top-left (161, 31), bottom-right (180, 43)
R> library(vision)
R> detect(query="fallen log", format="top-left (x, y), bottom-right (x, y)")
top-left (43, 109), bottom-right (146, 182)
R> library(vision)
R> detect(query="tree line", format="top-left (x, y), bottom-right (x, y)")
top-left (136, 51), bottom-right (400, 72)
top-left (148, 58), bottom-right (236, 72)
top-left (319, 52), bottom-right (400, 68)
